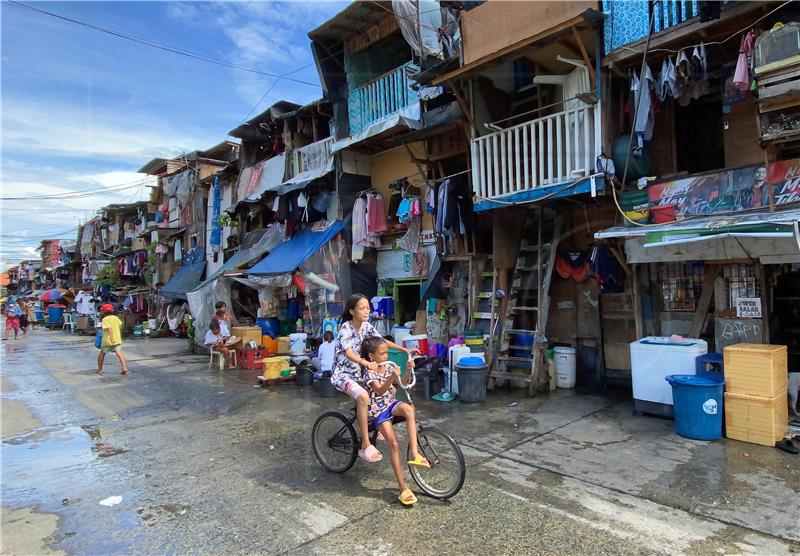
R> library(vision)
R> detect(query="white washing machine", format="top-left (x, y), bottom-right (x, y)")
top-left (630, 336), bottom-right (708, 417)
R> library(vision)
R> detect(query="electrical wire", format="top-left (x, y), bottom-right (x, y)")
top-left (0, 177), bottom-right (156, 201)
top-left (7, 1), bottom-right (320, 87)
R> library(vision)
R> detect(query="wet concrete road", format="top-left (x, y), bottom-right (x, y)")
top-left (2, 330), bottom-right (799, 555)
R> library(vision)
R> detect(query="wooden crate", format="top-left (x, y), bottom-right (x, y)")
top-left (723, 344), bottom-right (787, 397)
top-left (724, 391), bottom-right (788, 446)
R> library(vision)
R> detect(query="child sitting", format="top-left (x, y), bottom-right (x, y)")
top-left (361, 336), bottom-right (429, 506)
top-left (205, 319), bottom-right (235, 368)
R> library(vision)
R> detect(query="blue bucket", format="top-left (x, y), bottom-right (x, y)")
top-left (256, 318), bottom-right (280, 338)
top-left (665, 375), bottom-right (724, 441)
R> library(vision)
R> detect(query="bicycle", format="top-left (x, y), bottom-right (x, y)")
top-left (311, 356), bottom-right (466, 500)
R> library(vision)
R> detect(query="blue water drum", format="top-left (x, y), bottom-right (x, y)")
top-left (256, 318), bottom-right (280, 338)
top-left (47, 304), bottom-right (65, 325)
top-left (665, 375), bottom-right (725, 441)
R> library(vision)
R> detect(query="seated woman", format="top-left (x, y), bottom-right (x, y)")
top-left (205, 319), bottom-right (235, 369)
top-left (361, 336), bottom-right (429, 506)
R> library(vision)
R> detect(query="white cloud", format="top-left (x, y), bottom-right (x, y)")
top-left (2, 97), bottom-right (217, 161)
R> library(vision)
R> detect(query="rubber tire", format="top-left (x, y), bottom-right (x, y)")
top-left (312, 411), bottom-right (358, 473)
top-left (407, 426), bottom-right (466, 500)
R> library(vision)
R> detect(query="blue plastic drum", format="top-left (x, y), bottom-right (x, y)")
top-left (665, 374), bottom-right (724, 441)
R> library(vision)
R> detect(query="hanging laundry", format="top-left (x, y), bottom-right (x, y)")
top-left (411, 250), bottom-right (429, 276)
top-left (351, 197), bottom-right (368, 262)
top-left (397, 216), bottom-right (421, 253)
top-left (246, 161), bottom-right (264, 197)
top-left (734, 31), bottom-right (755, 92)
top-left (174, 239), bottom-right (182, 261)
top-left (556, 251), bottom-right (590, 282)
top-left (366, 194), bottom-right (387, 233)
top-left (631, 64), bottom-right (655, 153)
top-left (589, 245), bottom-right (625, 294)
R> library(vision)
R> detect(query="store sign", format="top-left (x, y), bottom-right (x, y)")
top-left (768, 157), bottom-right (800, 206)
top-left (735, 297), bottom-right (762, 319)
top-left (647, 158), bottom-right (800, 217)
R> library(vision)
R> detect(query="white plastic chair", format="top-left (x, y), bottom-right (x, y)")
top-left (209, 348), bottom-right (237, 370)
top-left (62, 312), bottom-right (76, 334)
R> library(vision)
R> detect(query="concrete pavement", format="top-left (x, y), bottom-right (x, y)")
top-left (1, 329), bottom-right (798, 555)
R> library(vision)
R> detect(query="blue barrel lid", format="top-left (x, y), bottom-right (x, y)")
top-left (458, 356), bottom-right (486, 367)
top-left (665, 374), bottom-right (724, 387)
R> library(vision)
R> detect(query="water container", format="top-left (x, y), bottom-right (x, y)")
top-left (392, 326), bottom-right (412, 345)
top-left (402, 334), bottom-right (428, 355)
top-left (256, 317), bottom-right (280, 338)
top-left (448, 344), bottom-right (472, 370)
top-left (444, 367), bottom-right (459, 395)
top-left (47, 304), bottom-right (65, 325)
top-left (147, 318), bottom-right (158, 330)
top-left (665, 375), bottom-right (724, 440)
top-left (554, 346), bottom-right (577, 388)
top-left (457, 356), bottom-right (488, 403)
top-left (133, 325), bottom-right (143, 337)
top-left (289, 333), bottom-right (307, 355)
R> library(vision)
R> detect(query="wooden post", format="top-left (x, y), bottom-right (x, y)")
top-left (690, 265), bottom-right (721, 339)
top-left (755, 262), bottom-right (770, 343)
top-left (571, 26), bottom-right (596, 89)
top-left (631, 265), bottom-right (644, 340)
top-left (448, 80), bottom-right (479, 134)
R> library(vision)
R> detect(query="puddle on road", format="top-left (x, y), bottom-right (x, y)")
top-left (2, 426), bottom-right (96, 476)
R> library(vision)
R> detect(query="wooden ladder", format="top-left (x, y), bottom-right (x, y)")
top-left (489, 208), bottom-right (563, 396)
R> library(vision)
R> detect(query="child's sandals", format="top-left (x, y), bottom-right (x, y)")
top-left (407, 454), bottom-right (430, 468)
top-left (398, 488), bottom-right (417, 506)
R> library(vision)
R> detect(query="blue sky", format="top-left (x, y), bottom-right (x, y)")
top-left (1, 0), bottom-right (347, 265)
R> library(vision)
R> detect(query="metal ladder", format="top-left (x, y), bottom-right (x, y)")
top-left (489, 208), bottom-right (562, 395)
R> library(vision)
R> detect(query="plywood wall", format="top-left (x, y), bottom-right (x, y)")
top-left (368, 142), bottom-right (434, 230)
top-left (460, 1), bottom-right (596, 65)
top-left (723, 95), bottom-right (763, 168)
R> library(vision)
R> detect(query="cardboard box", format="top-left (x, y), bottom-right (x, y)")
top-left (724, 391), bottom-right (788, 446)
top-left (723, 344), bottom-right (787, 397)
top-left (232, 326), bottom-right (262, 348)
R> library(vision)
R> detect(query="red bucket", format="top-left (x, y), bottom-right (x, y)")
top-left (651, 204), bottom-right (677, 224)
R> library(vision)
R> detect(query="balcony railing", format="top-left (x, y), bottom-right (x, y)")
top-left (348, 61), bottom-right (419, 136)
top-left (471, 103), bottom-right (601, 201)
top-left (290, 136), bottom-right (334, 178)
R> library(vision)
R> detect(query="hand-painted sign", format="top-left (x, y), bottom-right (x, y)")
top-left (768, 158), bottom-right (800, 207)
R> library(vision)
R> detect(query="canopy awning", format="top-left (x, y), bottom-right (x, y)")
top-left (331, 104), bottom-right (421, 153)
top-left (228, 153), bottom-right (287, 212)
top-left (247, 220), bottom-right (346, 275)
top-left (160, 248), bottom-right (206, 300)
top-left (595, 208), bottom-right (800, 264)
top-left (190, 225), bottom-right (285, 292)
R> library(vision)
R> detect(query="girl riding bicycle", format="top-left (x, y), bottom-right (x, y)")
top-left (361, 336), bottom-right (430, 505)
top-left (331, 294), bottom-right (415, 465)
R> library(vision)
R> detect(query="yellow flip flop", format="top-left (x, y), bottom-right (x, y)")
top-left (399, 488), bottom-right (417, 506)
top-left (407, 454), bottom-right (430, 468)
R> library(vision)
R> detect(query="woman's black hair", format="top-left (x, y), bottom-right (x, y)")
top-left (339, 293), bottom-right (369, 326)
top-left (361, 336), bottom-right (387, 360)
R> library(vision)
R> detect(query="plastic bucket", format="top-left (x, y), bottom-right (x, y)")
top-left (262, 335), bottom-right (278, 355)
top-left (315, 376), bottom-right (337, 398)
top-left (457, 357), bottom-right (487, 403)
top-left (651, 204), bottom-right (677, 224)
top-left (289, 333), bottom-right (307, 355)
top-left (665, 374), bottom-right (724, 440)
top-left (295, 364), bottom-right (314, 386)
top-left (133, 325), bottom-right (143, 337)
top-left (554, 346), bottom-right (577, 388)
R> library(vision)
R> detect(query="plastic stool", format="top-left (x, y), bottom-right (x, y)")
top-left (695, 353), bottom-right (724, 380)
top-left (209, 349), bottom-right (237, 370)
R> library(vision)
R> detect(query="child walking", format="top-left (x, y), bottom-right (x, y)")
top-left (97, 304), bottom-right (128, 375)
top-left (361, 336), bottom-right (429, 505)
top-left (330, 294), bottom-right (416, 464)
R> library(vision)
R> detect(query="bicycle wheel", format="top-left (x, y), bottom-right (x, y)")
top-left (312, 411), bottom-right (358, 473)
top-left (408, 427), bottom-right (466, 499)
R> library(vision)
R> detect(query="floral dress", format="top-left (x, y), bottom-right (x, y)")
top-left (330, 320), bottom-right (381, 393)
top-left (365, 362), bottom-right (401, 427)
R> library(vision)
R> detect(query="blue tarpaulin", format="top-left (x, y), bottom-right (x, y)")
top-left (247, 220), bottom-right (346, 275)
top-left (160, 248), bottom-right (206, 300)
